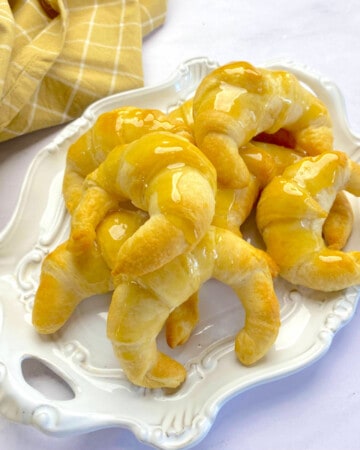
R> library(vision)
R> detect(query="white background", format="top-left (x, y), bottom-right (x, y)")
top-left (1, 1), bottom-right (360, 449)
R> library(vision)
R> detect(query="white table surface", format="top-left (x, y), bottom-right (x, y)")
top-left (1, 1), bottom-right (360, 449)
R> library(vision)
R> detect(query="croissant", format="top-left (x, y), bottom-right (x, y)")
top-left (192, 61), bottom-right (333, 189)
top-left (63, 106), bottom-right (193, 214)
top-left (107, 225), bottom-right (280, 388)
top-left (242, 141), bottom-right (354, 249)
top-left (32, 207), bottom-right (148, 334)
top-left (256, 151), bottom-right (360, 291)
top-left (68, 131), bottom-right (217, 276)
top-left (33, 206), bottom-right (198, 341)
top-left (32, 242), bottom-right (113, 334)
top-left (165, 292), bottom-right (200, 348)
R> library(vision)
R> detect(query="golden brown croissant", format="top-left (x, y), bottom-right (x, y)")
top-left (32, 207), bottom-right (148, 334)
top-left (240, 142), bottom-right (354, 249)
top-left (68, 131), bottom-right (217, 276)
top-left (63, 106), bottom-right (193, 214)
top-left (107, 224), bottom-right (280, 388)
top-left (192, 61), bottom-right (333, 189)
top-left (256, 151), bottom-right (360, 291)
top-left (32, 242), bottom-right (113, 334)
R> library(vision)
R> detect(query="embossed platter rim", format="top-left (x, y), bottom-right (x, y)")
top-left (0, 57), bottom-right (359, 450)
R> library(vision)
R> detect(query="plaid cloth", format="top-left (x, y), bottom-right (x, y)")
top-left (0, 0), bottom-right (167, 142)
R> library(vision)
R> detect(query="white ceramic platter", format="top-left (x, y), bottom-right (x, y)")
top-left (0, 57), bottom-right (360, 449)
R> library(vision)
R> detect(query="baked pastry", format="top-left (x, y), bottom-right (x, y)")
top-left (32, 207), bottom-right (148, 334)
top-left (107, 225), bottom-right (280, 388)
top-left (63, 106), bottom-right (192, 214)
top-left (32, 242), bottom-right (113, 334)
top-left (68, 131), bottom-right (217, 276)
top-left (256, 151), bottom-right (360, 291)
top-left (192, 61), bottom-right (333, 189)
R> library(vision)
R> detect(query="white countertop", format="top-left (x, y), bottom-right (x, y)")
top-left (1, 1), bottom-right (360, 449)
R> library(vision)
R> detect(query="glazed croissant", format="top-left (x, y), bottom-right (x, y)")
top-left (63, 106), bottom-right (193, 214)
top-left (68, 131), bottom-right (217, 276)
top-left (107, 223), bottom-right (280, 389)
top-left (192, 61), bottom-right (333, 188)
top-left (32, 242), bottom-right (113, 334)
top-left (32, 207), bottom-right (148, 334)
top-left (240, 141), bottom-right (354, 250)
top-left (256, 151), bottom-right (360, 291)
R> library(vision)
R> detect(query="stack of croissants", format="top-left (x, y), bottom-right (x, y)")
top-left (32, 61), bottom-right (360, 389)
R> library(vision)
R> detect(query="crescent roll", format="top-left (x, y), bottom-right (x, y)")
top-left (63, 106), bottom-right (193, 214)
top-left (68, 131), bottom-right (217, 276)
top-left (108, 225), bottom-right (280, 388)
top-left (256, 151), bottom-right (360, 291)
top-left (192, 61), bottom-right (333, 188)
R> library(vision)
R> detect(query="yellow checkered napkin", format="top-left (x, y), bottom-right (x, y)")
top-left (0, 0), bottom-right (167, 142)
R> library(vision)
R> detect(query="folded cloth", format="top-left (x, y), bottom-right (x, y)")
top-left (0, 0), bottom-right (167, 142)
